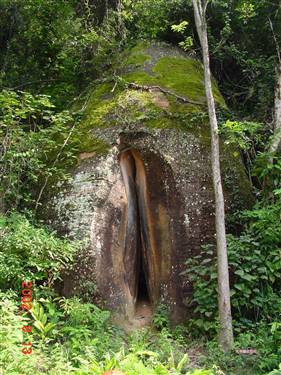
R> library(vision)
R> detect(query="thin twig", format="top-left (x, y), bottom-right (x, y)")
top-left (35, 121), bottom-right (78, 211)
top-left (111, 81), bottom-right (118, 93)
top-left (9, 78), bottom-right (59, 90)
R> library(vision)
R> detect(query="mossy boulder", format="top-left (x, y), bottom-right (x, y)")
top-left (46, 41), bottom-right (252, 324)
top-left (79, 41), bottom-right (225, 135)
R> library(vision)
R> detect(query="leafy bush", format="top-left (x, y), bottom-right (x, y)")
top-left (184, 193), bottom-right (281, 334)
top-left (30, 301), bottom-right (57, 342)
top-left (253, 152), bottom-right (281, 196)
top-left (0, 291), bottom-right (76, 374)
top-left (153, 303), bottom-right (170, 329)
top-left (219, 120), bottom-right (263, 150)
top-left (123, 0), bottom-right (188, 39)
top-left (3, 288), bottom-right (272, 374)
top-left (0, 213), bottom-right (79, 289)
top-left (233, 322), bottom-right (281, 373)
top-left (58, 296), bottom-right (122, 358)
top-left (0, 90), bottom-right (76, 209)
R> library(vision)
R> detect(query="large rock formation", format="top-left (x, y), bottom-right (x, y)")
top-left (47, 41), bottom-right (252, 322)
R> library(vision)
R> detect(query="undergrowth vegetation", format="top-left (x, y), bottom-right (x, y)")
top-left (0, 213), bottom-right (79, 290)
top-left (0, 285), bottom-right (280, 374)
top-left (0, 208), bottom-right (279, 374)
top-left (0, 206), bottom-right (279, 374)
top-left (0, 288), bottom-right (275, 375)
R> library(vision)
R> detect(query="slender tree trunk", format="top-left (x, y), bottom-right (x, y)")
top-left (192, 0), bottom-right (234, 351)
top-left (270, 62), bottom-right (281, 154)
top-left (116, 0), bottom-right (126, 41)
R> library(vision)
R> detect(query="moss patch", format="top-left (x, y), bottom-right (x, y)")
top-left (122, 41), bottom-right (151, 67)
top-left (154, 57), bottom-right (206, 103)
top-left (125, 52), bottom-right (151, 67)
top-left (72, 132), bottom-right (110, 155)
top-left (123, 56), bottom-right (225, 108)
top-left (80, 82), bottom-right (205, 133)
top-left (77, 41), bottom-right (226, 136)
top-left (153, 57), bottom-right (225, 107)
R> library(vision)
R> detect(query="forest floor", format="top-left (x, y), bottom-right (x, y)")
top-left (111, 306), bottom-right (260, 374)
top-left (112, 299), bottom-right (153, 332)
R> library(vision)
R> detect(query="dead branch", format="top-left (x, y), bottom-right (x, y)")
top-left (126, 82), bottom-right (204, 106)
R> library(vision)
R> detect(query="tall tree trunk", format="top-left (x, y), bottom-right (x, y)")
top-left (192, 0), bottom-right (234, 352)
top-left (270, 62), bottom-right (281, 154)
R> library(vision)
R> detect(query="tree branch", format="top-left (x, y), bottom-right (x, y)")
top-left (126, 82), bottom-right (204, 106)
top-left (193, 0), bottom-right (204, 45)
top-left (268, 17), bottom-right (281, 64)
top-left (9, 78), bottom-right (59, 90)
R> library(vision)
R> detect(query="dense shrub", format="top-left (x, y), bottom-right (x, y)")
top-left (0, 90), bottom-right (77, 210)
top-left (0, 213), bottom-right (79, 289)
top-left (185, 198), bottom-right (281, 333)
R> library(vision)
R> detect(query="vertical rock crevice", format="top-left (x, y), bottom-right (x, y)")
top-left (120, 149), bottom-right (161, 315)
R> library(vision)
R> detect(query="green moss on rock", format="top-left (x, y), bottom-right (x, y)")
top-left (153, 57), bottom-right (225, 107)
top-left (122, 41), bottom-right (151, 67)
top-left (78, 41), bottom-right (226, 134)
top-left (124, 49), bottom-right (151, 66)
top-left (72, 133), bottom-right (110, 155)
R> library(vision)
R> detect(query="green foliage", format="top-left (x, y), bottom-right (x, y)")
top-left (235, 1), bottom-right (257, 23)
top-left (0, 213), bottom-right (79, 289)
top-left (236, 323), bottom-right (281, 373)
top-left (0, 287), bottom-right (276, 375)
top-left (220, 120), bottom-right (263, 150)
top-left (58, 296), bottom-right (118, 358)
top-left (185, 209), bottom-right (281, 333)
top-left (171, 21), bottom-right (189, 34)
top-left (153, 303), bottom-right (169, 329)
top-left (183, 244), bottom-right (218, 335)
top-left (253, 153), bottom-right (281, 195)
top-left (0, 289), bottom-right (224, 375)
top-left (171, 20), bottom-right (194, 51)
top-left (122, 0), bottom-right (188, 39)
top-left (0, 0), bottom-right (120, 105)
top-left (0, 90), bottom-right (77, 209)
top-left (0, 89), bottom-right (110, 211)
top-left (31, 302), bottom-right (56, 341)
top-left (205, 0), bottom-right (280, 120)
top-left (199, 322), bottom-right (281, 375)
